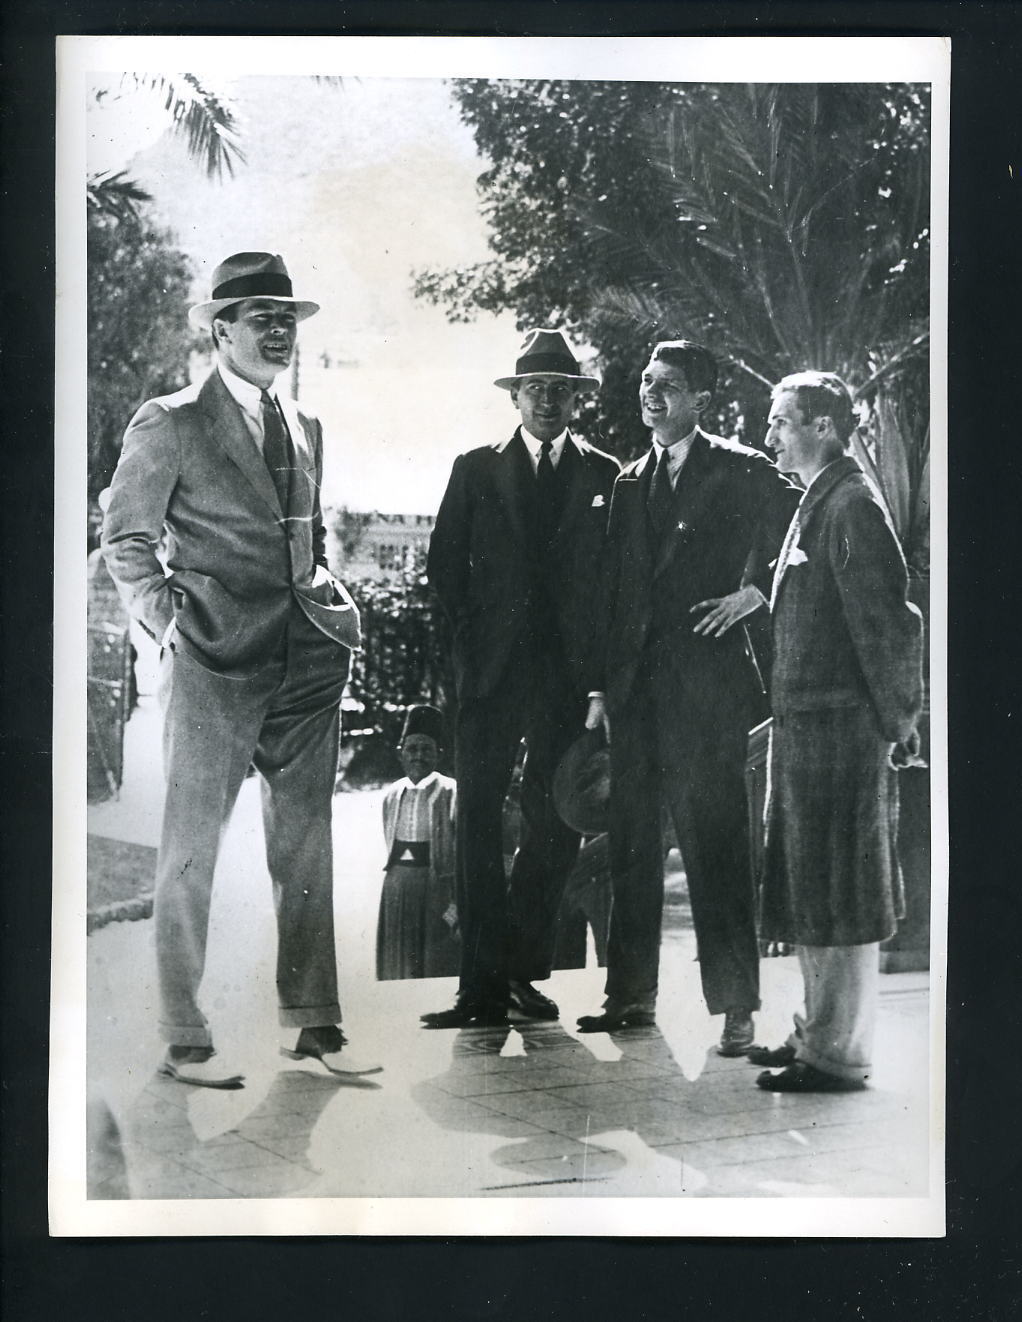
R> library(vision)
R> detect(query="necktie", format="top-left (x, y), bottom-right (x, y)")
top-left (260, 390), bottom-right (293, 511)
top-left (647, 445), bottom-right (674, 538)
top-left (536, 439), bottom-right (558, 543)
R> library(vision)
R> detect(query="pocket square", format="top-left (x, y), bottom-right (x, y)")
top-left (787, 546), bottom-right (808, 566)
top-left (591, 494), bottom-right (606, 508)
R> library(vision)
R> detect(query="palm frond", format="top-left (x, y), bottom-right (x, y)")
top-left (127, 73), bottom-right (245, 180)
top-left (86, 170), bottom-right (152, 221)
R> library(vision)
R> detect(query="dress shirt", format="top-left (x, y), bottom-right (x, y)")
top-left (650, 425), bottom-right (699, 488)
top-left (218, 362), bottom-right (286, 456)
top-left (520, 427), bottom-right (570, 473)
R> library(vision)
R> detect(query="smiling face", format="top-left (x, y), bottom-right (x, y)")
top-left (639, 359), bottom-right (710, 445)
top-left (213, 299), bottom-right (298, 388)
top-left (511, 375), bottom-right (579, 443)
top-left (766, 389), bottom-right (835, 484)
top-left (399, 733), bottom-right (440, 785)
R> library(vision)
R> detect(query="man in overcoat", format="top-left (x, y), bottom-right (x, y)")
top-left (421, 329), bottom-right (620, 1027)
top-left (102, 252), bottom-right (378, 1086)
top-left (751, 371), bottom-right (923, 1092)
top-left (581, 340), bottom-right (800, 1054)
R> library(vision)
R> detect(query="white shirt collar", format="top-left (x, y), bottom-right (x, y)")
top-left (400, 770), bottom-right (440, 793)
top-left (651, 425), bottom-right (698, 459)
top-left (218, 361), bottom-right (280, 416)
top-left (520, 426), bottom-right (570, 463)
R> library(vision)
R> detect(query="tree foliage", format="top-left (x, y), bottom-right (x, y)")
top-left (415, 80), bottom-right (930, 570)
top-left (88, 206), bottom-right (200, 501)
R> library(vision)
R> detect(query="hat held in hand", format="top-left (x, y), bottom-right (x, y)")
top-left (553, 727), bottom-right (610, 837)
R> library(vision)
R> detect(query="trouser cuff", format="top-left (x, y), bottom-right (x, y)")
top-left (278, 1004), bottom-right (342, 1028)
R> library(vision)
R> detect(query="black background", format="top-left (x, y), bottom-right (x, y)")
top-left (2, 2), bottom-right (1020, 1318)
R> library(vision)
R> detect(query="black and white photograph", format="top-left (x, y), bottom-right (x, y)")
top-left (51, 34), bottom-right (948, 1236)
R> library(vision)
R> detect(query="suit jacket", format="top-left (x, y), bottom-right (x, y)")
top-left (427, 428), bottom-right (620, 701)
top-left (596, 428), bottom-right (801, 714)
top-left (770, 455), bottom-right (923, 743)
top-left (102, 368), bottom-right (360, 676)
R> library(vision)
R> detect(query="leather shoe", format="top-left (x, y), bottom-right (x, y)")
top-left (756, 1062), bottom-right (867, 1093)
top-left (420, 999), bottom-right (508, 1029)
top-left (281, 1027), bottom-right (382, 1076)
top-left (717, 1010), bottom-right (755, 1057)
top-left (576, 1002), bottom-right (656, 1033)
top-left (508, 980), bottom-right (559, 1020)
top-left (746, 1043), bottom-right (797, 1067)
top-left (158, 1047), bottom-right (245, 1090)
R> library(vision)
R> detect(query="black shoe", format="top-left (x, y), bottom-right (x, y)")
top-left (421, 999), bottom-right (508, 1029)
top-left (746, 1043), bottom-right (798, 1067)
top-left (717, 1010), bottom-right (756, 1057)
top-left (576, 1002), bottom-right (656, 1033)
top-left (508, 980), bottom-right (559, 1020)
top-left (756, 1062), bottom-right (867, 1093)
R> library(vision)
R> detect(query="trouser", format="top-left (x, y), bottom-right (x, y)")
top-left (788, 943), bottom-right (879, 1083)
top-left (154, 604), bottom-right (349, 1047)
top-left (605, 657), bottom-right (761, 1015)
top-left (454, 641), bottom-right (584, 1002)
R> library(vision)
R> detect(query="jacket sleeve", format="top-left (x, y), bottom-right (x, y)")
top-left (828, 493), bottom-right (924, 742)
top-left (426, 453), bottom-right (472, 624)
top-left (100, 400), bottom-right (180, 642)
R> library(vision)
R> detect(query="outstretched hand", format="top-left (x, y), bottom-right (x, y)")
top-left (690, 585), bottom-right (765, 638)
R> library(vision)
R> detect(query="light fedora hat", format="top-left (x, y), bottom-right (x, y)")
top-left (188, 252), bottom-right (320, 330)
top-left (553, 726), bottom-right (610, 838)
top-left (494, 328), bottom-right (601, 392)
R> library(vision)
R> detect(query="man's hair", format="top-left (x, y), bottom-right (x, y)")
top-left (648, 340), bottom-right (718, 398)
top-left (774, 371), bottom-right (856, 444)
top-left (210, 302), bottom-right (240, 352)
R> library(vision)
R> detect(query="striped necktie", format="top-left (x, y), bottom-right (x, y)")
top-left (260, 390), bottom-right (293, 511)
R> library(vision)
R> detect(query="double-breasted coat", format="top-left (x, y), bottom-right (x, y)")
top-left (761, 456), bottom-right (924, 947)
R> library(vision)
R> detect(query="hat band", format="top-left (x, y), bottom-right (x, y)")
top-left (211, 271), bottom-right (294, 301)
top-left (514, 352), bottom-right (580, 377)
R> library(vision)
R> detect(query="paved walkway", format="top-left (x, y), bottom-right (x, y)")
top-left (86, 698), bottom-right (933, 1202)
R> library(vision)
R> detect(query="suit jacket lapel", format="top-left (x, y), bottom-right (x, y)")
top-left (199, 370), bottom-right (283, 519)
top-left (652, 431), bottom-right (721, 579)
top-left (492, 429), bottom-right (534, 550)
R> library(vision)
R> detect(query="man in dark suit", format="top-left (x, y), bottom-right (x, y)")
top-left (750, 372), bottom-right (923, 1092)
top-left (102, 252), bottom-right (379, 1086)
top-left (422, 330), bottom-right (620, 1027)
top-left (580, 340), bottom-right (800, 1054)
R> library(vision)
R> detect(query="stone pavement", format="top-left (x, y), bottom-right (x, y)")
top-left (86, 697), bottom-right (934, 1202)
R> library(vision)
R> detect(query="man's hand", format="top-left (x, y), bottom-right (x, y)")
top-left (690, 585), bottom-right (765, 637)
top-left (585, 694), bottom-right (610, 741)
top-left (889, 728), bottom-right (926, 770)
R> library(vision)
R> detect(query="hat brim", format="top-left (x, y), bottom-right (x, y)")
top-left (553, 727), bottom-right (610, 837)
top-left (495, 372), bottom-right (601, 392)
top-left (188, 296), bottom-right (320, 331)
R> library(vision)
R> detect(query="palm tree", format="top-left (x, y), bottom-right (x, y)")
top-left (593, 83), bottom-right (931, 573)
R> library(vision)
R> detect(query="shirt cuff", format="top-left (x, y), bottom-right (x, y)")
top-left (586, 691), bottom-right (606, 701)
top-left (160, 617), bottom-right (178, 649)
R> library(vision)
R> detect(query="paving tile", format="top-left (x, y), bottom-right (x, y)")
top-left (489, 1133), bottom-right (602, 1166)
top-left (537, 1081), bottom-right (648, 1110)
top-left (176, 1137), bottom-right (293, 1174)
top-left (506, 1148), bottom-right (628, 1182)
top-left (437, 1068), bottom-right (574, 1098)
top-left (213, 1163), bottom-right (320, 1198)
top-left (474, 1089), bottom-right (586, 1121)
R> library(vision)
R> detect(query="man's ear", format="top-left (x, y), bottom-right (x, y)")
top-left (694, 389), bottom-right (712, 415)
top-left (509, 387), bottom-right (521, 410)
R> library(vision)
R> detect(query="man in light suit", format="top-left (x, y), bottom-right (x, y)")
top-left (421, 330), bottom-right (620, 1028)
top-left (102, 252), bottom-right (379, 1086)
top-left (581, 340), bottom-right (801, 1054)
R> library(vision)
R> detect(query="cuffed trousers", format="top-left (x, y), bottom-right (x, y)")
top-left (154, 604), bottom-right (349, 1047)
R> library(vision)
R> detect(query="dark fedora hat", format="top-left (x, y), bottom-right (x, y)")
top-left (189, 252), bottom-right (320, 330)
top-left (494, 328), bottom-right (601, 392)
top-left (553, 727), bottom-right (610, 837)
